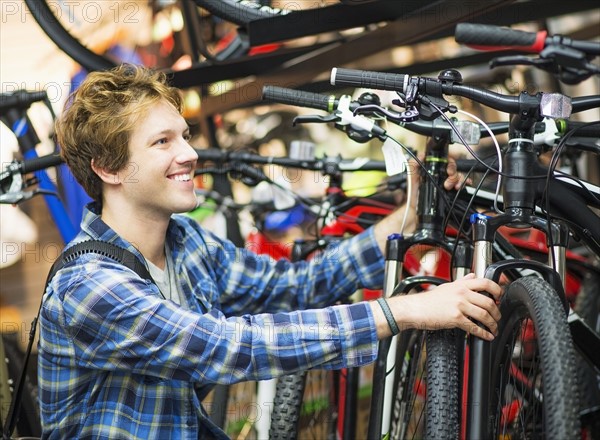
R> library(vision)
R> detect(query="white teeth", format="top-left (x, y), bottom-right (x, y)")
top-left (172, 174), bottom-right (191, 181)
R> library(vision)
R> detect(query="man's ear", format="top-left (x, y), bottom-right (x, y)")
top-left (91, 159), bottom-right (121, 185)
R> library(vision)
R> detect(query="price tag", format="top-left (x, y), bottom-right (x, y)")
top-left (381, 137), bottom-right (407, 176)
top-left (272, 176), bottom-right (295, 210)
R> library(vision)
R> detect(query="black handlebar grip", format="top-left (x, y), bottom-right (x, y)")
top-left (262, 86), bottom-right (334, 111)
top-left (195, 148), bottom-right (229, 162)
top-left (562, 121), bottom-right (600, 138)
top-left (330, 68), bottom-right (409, 92)
top-left (21, 153), bottom-right (64, 174)
top-left (0, 90), bottom-right (48, 112)
top-left (455, 23), bottom-right (545, 53)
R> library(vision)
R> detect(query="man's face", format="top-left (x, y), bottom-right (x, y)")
top-left (117, 99), bottom-right (198, 220)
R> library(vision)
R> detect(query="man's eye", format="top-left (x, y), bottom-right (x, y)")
top-left (154, 138), bottom-right (168, 145)
top-left (183, 134), bottom-right (192, 142)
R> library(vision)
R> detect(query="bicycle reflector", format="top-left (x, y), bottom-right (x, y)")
top-left (540, 93), bottom-right (572, 119)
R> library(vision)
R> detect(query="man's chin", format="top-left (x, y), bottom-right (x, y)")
top-left (173, 200), bottom-right (199, 214)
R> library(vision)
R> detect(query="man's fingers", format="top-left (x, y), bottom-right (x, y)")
top-left (461, 302), bottom-right (499, 336)
top-left (463, 278), bottom-right (503, 301)
top-left (466, 291), bottom-right (502, 322)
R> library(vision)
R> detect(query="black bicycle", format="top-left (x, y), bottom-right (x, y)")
top-left (260, 33), bottom-right (600, 434)
top-left (327, 53), bottom-right (600, 436)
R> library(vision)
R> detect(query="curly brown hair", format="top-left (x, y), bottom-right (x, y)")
top-left (55, 64), bottom-right (183, 202)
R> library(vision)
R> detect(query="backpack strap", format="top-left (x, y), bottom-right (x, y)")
top-left (2, 240), bottom-right (153, 439)
top-left (45, 239), bottom-right (153, 286)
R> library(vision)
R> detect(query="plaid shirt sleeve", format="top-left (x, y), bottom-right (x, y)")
top-left (44, 257), bottom-right (378, 384)
top-left (189, 219), bottom-right (386, 316)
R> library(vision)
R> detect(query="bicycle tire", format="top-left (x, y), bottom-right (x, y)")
top-left (24, 0), bottom-right (117, 72)
top-left (425, 329), bottom-right (463, 439)
top-left (489, 276), bottom-right (580, 438)
top-left (573, 271), bottom-right (600, 438)
top-left (269, 372), bottom-right (307, 440)
top-left (194, 0), bottom-right (294, 26)
top-left (208, 384), bottom-right (229, 429)
top-left (24, 0), bottom-right (208, 73)
top-left (269, 370), bottom-right (338, 440)
top-left (1, 332), bottom-right (41, 438)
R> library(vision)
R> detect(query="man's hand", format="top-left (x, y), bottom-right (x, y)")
top-left (371, 274), bottom-right (503, 341)
top-left (444, 158), bottom-right (470, 191)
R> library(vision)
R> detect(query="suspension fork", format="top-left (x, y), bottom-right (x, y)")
top-left (367, 234), bottom-right (405, 439)
top-left (465, 211), bottom-right (569, 439)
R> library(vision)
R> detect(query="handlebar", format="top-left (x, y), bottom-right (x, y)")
top-left (558, 120), bottom-right (600, 138)
top-left (330, 67), bottom-right (520, 113)
top-left (0, 153), bottom-right (64, 186)
top-left (0, 90), bottom-right (48, 114)
top-left (263, 85), bottom-right (512, 142)
top-left (196, 149), bottom-right (387, 173)
top-left (22, 152), bottom-right (64, 174)
top-left (330, 67), bottom-right (599, 117)
top-left (262, 86), bottom-right (339, 112)
top-left (454, 23), bottom-right (600, 85)
top-left (402, 119), bottom-right (508, 138)
top-left (262, 85), bottom-right (390, 140)
top-left (455, 23), bottom-right (600, 56)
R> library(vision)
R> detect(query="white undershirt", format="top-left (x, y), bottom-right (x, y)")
top-left (146, 246), bottom-right (188, 308)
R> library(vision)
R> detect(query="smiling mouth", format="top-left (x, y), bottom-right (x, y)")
top-left (168, 173), bottom-right (191, 182)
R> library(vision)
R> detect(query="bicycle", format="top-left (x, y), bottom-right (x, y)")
top-left (0, 89), bottom-right (78, 243)
top-left (328, 52), bottom-right (600, 437)
top-left (194, 142), bottom-right (495, 439)
top-left (261, 35), bottom-right (600, 434)
top-left (453, 23), bottom-right (600, 437)
top-left (22, 0), bottom-right (424, 86)
top-left (0, 90), bottom-right (82, 438)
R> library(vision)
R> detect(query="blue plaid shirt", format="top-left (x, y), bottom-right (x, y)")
top-left (38, 203), bottom-right (385, 439)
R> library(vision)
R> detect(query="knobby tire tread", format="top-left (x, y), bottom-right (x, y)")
top-left (269, 372), bottom-right (307, 440)
top-left (425, 329), bottom-right (462, 439)
top-left (491, 276), bottom-right (580, 438)
top-left (573, 272), bottom-right (600, 437)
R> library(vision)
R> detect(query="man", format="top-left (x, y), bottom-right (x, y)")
top-left (39, 64), bottom-right (502, 439)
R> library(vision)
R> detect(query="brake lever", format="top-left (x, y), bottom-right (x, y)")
top-left (353, 104), bottom-right (420, 123)
top-left (490, 51), bottom-right (595, 84)
top-left (0, 191), bottom-right (33, 204)
top-left (490, 55), bottom-right (555, 70)
top-left (293, 114), bottom-right (340, 125)
top-left (294, 110), bottom-right (382, 143)
top-left (0, 188), bottom-right (58, 204)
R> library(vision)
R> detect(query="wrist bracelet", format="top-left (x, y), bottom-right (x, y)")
top-left (376, 297), bottom-right (400, 336)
